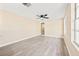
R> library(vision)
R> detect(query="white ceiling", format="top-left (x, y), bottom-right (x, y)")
top-left (0, 3), bottom-right (67, 20)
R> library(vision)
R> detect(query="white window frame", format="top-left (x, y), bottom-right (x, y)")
top-left (71, 3), bottom-right (79, 51)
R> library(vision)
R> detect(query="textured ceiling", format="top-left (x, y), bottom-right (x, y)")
top-left (0, 3), bottom-right (68, 20)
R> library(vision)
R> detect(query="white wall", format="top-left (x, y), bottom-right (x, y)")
top-left (0, 10), bottom-right (41, 47)
top-left (0, 9), bottom-right (64, 48)
top-left (45, 18), bottom-right (64, 38)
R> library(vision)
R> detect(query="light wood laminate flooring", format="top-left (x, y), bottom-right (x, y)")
top-left (0, 36), bottom-right (69, 56)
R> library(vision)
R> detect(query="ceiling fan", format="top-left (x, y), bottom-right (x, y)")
top-left (22, 3), bottom-right (31, 7)
top-left (36, 14), bottom-right (49, 20)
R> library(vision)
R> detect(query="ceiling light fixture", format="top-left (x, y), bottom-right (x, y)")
top-left (36, 14), bottom-right (49, 20)
top-left (22, 3), bottom-right (31, 7)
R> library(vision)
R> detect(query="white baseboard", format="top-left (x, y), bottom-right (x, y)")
top-left (0, 33), bottom-right (41, 48)
top-left (45, 35), bottom-right (64, 39)
top-left (63, 40), bottom-right (71, 56)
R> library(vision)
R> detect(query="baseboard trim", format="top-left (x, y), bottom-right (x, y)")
top-left (0, 34), bottom-right (41, 48)
top-left (45, 35), bottom-right (64, 39)
top-left (63, 40), bottom-right (70, 56)
top-left (63, 40), bottom-right (71, 56)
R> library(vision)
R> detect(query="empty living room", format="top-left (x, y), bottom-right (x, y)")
top-left (0, 0), bottom-right (79, 57)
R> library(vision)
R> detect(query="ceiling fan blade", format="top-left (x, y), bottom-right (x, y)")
top-left (44, 14), bottom-right (47, 16)
top-left (22, 3), bottom-right (31, 7)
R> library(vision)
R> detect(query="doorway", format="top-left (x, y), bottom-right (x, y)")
top-left (41, 22), bottom-right (45, 35)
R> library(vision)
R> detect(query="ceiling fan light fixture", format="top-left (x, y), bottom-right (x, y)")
top-left (36, 14), bottom-right (49, 20)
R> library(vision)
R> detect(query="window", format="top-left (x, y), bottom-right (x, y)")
top-left (71, 3), bottom-right (79, 49)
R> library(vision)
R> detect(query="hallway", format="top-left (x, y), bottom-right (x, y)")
top-left (0, 36), bottom-right (69, 56)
